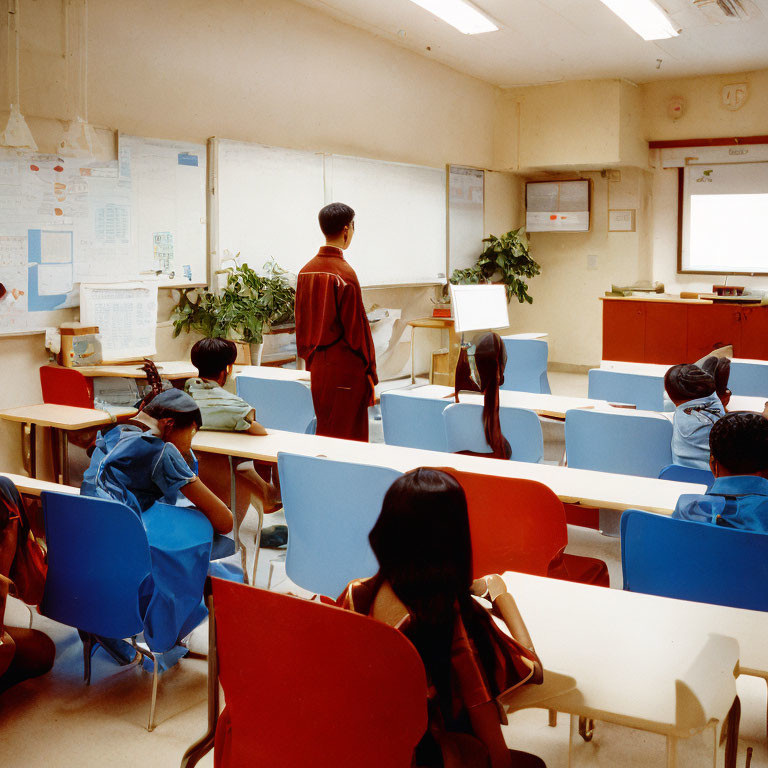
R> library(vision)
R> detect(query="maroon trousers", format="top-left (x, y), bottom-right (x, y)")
top-left (310, 342), bottom-right (372, 442)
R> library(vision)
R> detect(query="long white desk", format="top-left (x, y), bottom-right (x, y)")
top-left (385, 385), bottom-right (611, 420)
top-left (498, 571), bottom-right (741, 765)
top-left (191, 429), bottom-right (705, 515)
top-left (602, 359), bottom-right (768, 377)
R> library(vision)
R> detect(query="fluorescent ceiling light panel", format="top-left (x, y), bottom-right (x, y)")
top-left (597, 0), bottom-right (680, 40)
top-left (407, 0), bottom-right (499, 34)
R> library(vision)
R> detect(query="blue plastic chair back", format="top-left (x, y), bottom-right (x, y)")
top-left (236, 376), bottom-right (316, 433)
top-left (381, 392), bottom-right (450, 452)
top-left (40, 492), bottom-right (152, 639)
top-left (658, 463), bottom-right (715, 490)
top-left (500, 339), bottom-right (551, 394)
top-left (277, 453), bottom-right (402, 597)
top-left (443, 403), bottom-right (543, 463)
top-left (565, 409), bottom-right (673, 478)
top-left (729, 362), bottom-right (768, 397)
top-left (588, 369), bottom-right (665, 411)
top-left (621, 509), bottom-right (768, 611)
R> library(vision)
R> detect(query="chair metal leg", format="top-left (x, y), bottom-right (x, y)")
top-left (548, 709), bottom-right (557, 728)
top-left (180, 582), bottom-right (219, 768)
top-left (567, 714), bottom-right (577, 768)
top-left (266, 553), bottom-right (286, 591)
top-left (251, 503), bottom-right (265, 585)
top-left (80, 631), bottom-right (94, 685)
top-left (25, 604), bottom-right (34, 629)
top-left (228, 456), bottom-right (250, 585)
top-left (578, 716), bottom-right (594, 741)
top-left (129, 638), bottom-right (159, 732)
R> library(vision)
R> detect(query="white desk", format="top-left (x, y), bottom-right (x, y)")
top-left (191, 429), bottom-right (705, 515)
top-left (0, 472), bottom-right (79, 497)
top-left (232, 365), bottom-right (310, 383)
top-left (386, 385), bottom-right (610, 420)
top-left (602, 359), bottom-right (768, 377)
top-left (499, 571), bottom-right (741, 766)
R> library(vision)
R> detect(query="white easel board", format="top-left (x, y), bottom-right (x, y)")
top-left (118, 135), bottom-right (207, 286)
top-left (450, 284), bottom-right (509, 333)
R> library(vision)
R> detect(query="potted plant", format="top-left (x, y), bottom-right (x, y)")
top-left (171, 258), bottom-right (295, 362)
top-left (450, 228), bottom-right (541, 304)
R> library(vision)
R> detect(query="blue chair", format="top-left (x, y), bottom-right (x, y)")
top-left (380, 391), bottom-right (450, 452)
top-left (621, 509), bottom-right (768, 611)
top-left (443, 403), bottom-right (543, 463)
top-left (588, 369), bottom-right (666, 411)
top-left (277, 452), bottom-right (402, 597)
top-left (236, 376), bottom-right (316, 433)
top-left (40, 491), bottom-right (160, 731)
top-left (658, 464), bottom-right (715, 490)
top-left (729, 362), bottom-right (768, 397)
top-left (565, 409), bottom-right (672, 478)
top-left (500, 338), bottom-right (551, 394)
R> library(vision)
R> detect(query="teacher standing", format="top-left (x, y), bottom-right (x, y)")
top-left (295, 203), bottom-right (377, 442)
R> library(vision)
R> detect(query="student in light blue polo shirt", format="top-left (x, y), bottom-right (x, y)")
top-left (664, 363), bottom-right (725, 470)
top-left (673, 411), bottom-right (768, 532)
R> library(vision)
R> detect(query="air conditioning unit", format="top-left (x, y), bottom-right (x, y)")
top-left (691, 0), bottom-right (759, 22)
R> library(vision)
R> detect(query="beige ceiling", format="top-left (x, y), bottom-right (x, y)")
top-left (294, 0), bottom-right (768, 86)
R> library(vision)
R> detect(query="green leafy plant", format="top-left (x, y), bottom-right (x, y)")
top-left (172, 258), bottom-right (295, 345)
top-left (450, 228), bottom-right (541, 304)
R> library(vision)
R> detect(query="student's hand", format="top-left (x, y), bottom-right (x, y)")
top-left (181, 479), bottom-right (234, 535)
top-left (246, 421), bottom-right (268, 436)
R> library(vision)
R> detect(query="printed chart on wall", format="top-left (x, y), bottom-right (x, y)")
top-left (119, 135), bottom-right (207, 286)
top-left (0, 147), bottom-right (133, 335)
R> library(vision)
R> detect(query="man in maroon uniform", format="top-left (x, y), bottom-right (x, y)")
top-left (295, 203), bottom-right (377, 442)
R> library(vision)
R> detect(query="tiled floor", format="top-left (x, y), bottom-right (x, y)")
top-left (2, 371), bottom-right (766, 767)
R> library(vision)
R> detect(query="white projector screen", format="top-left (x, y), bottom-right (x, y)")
top-left (681, 162), bottom-right (768, 275)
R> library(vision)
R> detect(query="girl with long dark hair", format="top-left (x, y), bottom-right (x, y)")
top-left (338, 469), bottom-right (544, 768)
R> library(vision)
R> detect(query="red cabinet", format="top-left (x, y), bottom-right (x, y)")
top-left (601, 299), bottom-right (768, 363)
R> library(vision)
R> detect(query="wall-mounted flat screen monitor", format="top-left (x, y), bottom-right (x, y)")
top-left (526, 180), bottom-right (590, 232)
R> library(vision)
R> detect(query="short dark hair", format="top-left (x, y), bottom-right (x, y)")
top-left (191, 338), bottom-right (238, 379)
top-left (700, 356), bottom-right (731, 401)
top-left (710, 412), bottom-right (768, 474)
top-left (318, 203), bottom-right (355, 237)
top-left (144, 390), bottom-right (203, 430)
top-left (664, 363), bottom-right (715, 401)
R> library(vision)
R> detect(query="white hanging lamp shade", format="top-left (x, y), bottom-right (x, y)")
top-left (0, 103), bottom-right (37, 150)
top-left (59, 115), bottom-right (97, 157)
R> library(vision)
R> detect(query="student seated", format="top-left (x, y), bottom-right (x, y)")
top-left (674, 411), bottom-right (768, 532)
top-left (0, 477), bottom-right (55, 696)
top-left (184, 338), bottom-right (285, 546)
top-left (664, 363), bottom-right (725, 470)
top-left (84, 388), bottom-right (233, 534)
top-left (338, 469), bottom-right (545, 768)
top-left (454, 332), bottom-right (511, 460)
top-left (699, 355), bottom-right (732, 409)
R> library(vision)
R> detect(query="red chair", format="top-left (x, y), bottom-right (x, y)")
top-left (442, 468), bottom-right (609, 587)
top-left (181, 578), bottom-right (428, 768)
top-left (40, 365), bottom-right (95, 408)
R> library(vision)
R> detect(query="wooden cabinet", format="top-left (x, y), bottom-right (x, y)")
top-left (602, 299), bottom-right (768, 363)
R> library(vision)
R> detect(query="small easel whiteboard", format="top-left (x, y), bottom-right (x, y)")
top-left (80, 282), bottom-right (158, 361)
top-left (450, 284), bottom-right (508, 333)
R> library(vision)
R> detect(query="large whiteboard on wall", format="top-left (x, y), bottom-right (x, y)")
top-left (119, 135), bottom-right (207, 286)
top-left (0, 147), bottom-right (133, 335)
top-left (214, 139), bottom-right (325, 277)
top-left (327, 154), bottom-right (446, 287)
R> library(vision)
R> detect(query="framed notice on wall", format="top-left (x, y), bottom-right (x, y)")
top-left (525, 180), bottom-right (590, 232)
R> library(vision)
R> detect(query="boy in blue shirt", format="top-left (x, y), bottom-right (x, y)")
top-left (664, 363), bottom-right (725, 470)
top-left (673, 411), bottom-right (768, 532)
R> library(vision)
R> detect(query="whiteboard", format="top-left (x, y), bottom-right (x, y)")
top-left (119, 135), bottom-right (207, 286)
top-left (328, 154), bottom-right (446, 287)
top-left (448, 165), bottom-right (484, 274)
top-left (214, 139), bottom-right (325, 277)
top-left (0, 147), bottom-right (134, 335)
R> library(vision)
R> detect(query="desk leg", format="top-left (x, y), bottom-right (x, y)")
top-left (410, 327), bottom-right (416, 384)
top-left (666, 735), bottom-right (678, 768)
top-left (59, 430), bottom-right (70, 486)
top-left (227, 455), bottom-right (249, 585)
top-left (567, 714), bottom-right (577, 768)
top-left (22, 422), bottom-right (36, 478)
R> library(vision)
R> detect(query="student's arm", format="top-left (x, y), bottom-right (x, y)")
top-left (180, 478), bottom-right (234, 535)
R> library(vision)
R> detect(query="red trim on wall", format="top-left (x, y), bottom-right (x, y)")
top-left (649, 136), bottom-right (768, 149)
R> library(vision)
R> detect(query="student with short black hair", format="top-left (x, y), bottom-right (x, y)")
top-left (185, 337), bottom-right (283, 542)
top-left (674, 411), bottom-right (768, 531)
top-left (700, 355), bottom-right (732, 409)
top-left (664, 363), bottom-right (725, 470)
top-left (295, 202), bottom-right (377, 442)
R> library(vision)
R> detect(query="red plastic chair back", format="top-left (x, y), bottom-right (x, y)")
top-left (443, 468), bottom-right (567, 579)
top-left (211, 578), bottom-right (428, 768)
top-left (40, 366), bottom-right (94, 408)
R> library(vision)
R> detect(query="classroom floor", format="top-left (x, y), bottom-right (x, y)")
top-left (2, 371), bottom-right (765, 768)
